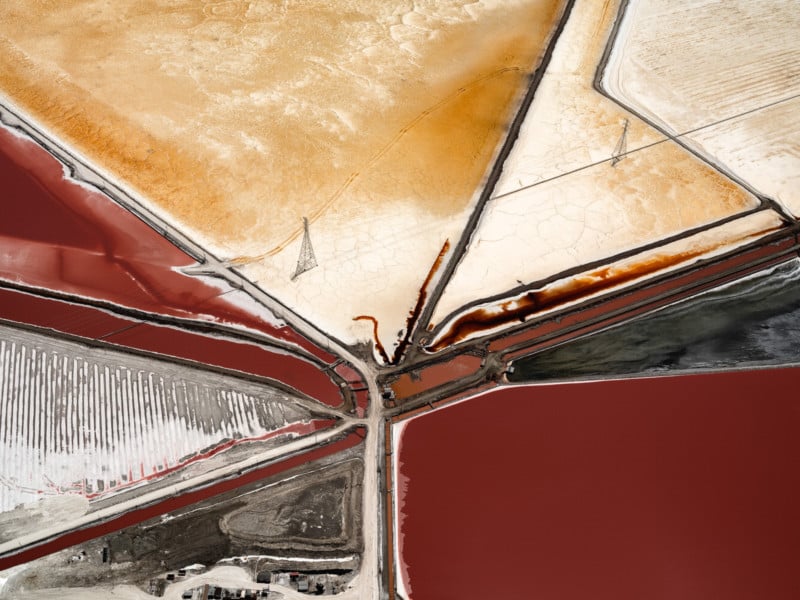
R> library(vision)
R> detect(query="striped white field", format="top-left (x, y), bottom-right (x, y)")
top-left (0, 323), bottom-right (316, 513)
top-left (602, 0), bottom-right (800, 214)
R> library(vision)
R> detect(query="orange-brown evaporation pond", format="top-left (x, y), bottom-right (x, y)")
top-left (396, 368), bottom-right (800, 599)
top-left (0, 1), bottom-right (568, 255)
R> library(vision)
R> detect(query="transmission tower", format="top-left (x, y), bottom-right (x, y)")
top-left (292, 217), bottom-right (318, 280)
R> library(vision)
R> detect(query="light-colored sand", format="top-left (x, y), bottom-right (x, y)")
top-left (429, 0), bottom-right (763, 331)
top-left (602, 0), bottom-right (800, 214)
top-left (0, 0), bottom-right (567, 355)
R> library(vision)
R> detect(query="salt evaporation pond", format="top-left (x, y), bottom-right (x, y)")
top-left (396, 368), bottom-right (800, 599)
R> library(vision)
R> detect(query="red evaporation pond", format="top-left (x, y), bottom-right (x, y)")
top-left (0, 287), bottom-right (344, 407)
top-left (396, 368), bottom-right (800, 600)
top-left (105, 322), bottom-right (343, 407)
top-left (0, 124), bottom-right (332, 361)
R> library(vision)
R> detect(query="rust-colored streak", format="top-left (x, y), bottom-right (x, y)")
top-left (353, 315), bottom-right (391, 365)
top-left (506, 252), bottom-right (796, 367)
top-left (354, 239), bottom-right (450, 365)
top-left (395, 239), bottom-right (451, 362)
top-left (428, 229), bottom-right (779, 352)
top-left (489, 234), bottom-right (798, 357)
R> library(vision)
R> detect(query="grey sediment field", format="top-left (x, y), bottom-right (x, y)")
top-left (510, 258), bottom-right (800, 382)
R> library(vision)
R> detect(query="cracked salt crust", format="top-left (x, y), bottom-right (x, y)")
top-left (602, 0), bottom-right (800, 215)
top-left (240, 203), bottom-right (459, 350)
top-left (430, 0), bottom-right (761, 329)
top-left (0, 0), bottom-right (568, 356)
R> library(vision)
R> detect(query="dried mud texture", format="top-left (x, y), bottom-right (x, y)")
top-left (0, 0), bottom-right (567, 352)
top-left (221, 459), bottom-right (363, 553)
top-left (429, 0), bottom-right (761, 331)
top-left (603, 0), bottom-right (800, 215)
